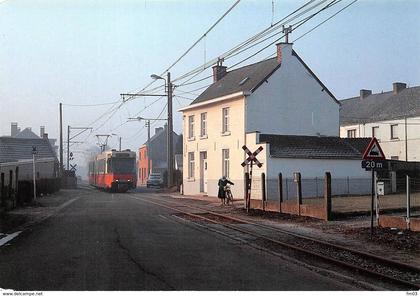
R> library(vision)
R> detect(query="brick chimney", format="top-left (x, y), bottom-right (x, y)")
top-left (360, 89), bottom-right (372, 100)
top-left (212, 58), bottom-right (227, 82)
top-left (11, 122), bottom-right (18, 137)
top-left (40, 126), bottom-right (45, 138)
top-left (393, 82), bottom-right (406, 94)
top-left (276, 42), bottom-right (293, 64)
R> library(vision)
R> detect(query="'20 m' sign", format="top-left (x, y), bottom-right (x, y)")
top-left (361, 160), bottom-right (385, 171)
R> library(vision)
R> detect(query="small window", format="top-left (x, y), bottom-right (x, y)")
top-left (200, 112), bottom-right (207, 137)
top-left (372, 126), bottom-right (379, 140)
top-left (222, 107), bottom-right (230, 133)
top-left (188, 115), bottom-right (195, 139)
top-left (347, 129), bottom-right (356, 138)
top-left (391, 124), bottom-right (398, 139)
top-left (390, 156), bottom-right (399, 160)
top-left (222, 149), bottom-right (230, 178)
top-left (188, 152), bottom-right (195, 179)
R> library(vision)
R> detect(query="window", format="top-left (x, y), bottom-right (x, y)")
top-left (390, 156), bottom-right (399, 160)
top-left (391, 124), bottom-right (398, 139)
top-left (347, 129), bottom-right (356, 138)
top-left (188, 115), bottom-right (195, 139)
top-left (222, 107), bottom-right (230, 133)
top-left (188, 152), bottom-right (195, 179)
top-left (372, 126), bottom-right (379, 140)
top-left (222, 149), bottom-right (230, 178)
top-left (200, 112), bottom-right (207, 137)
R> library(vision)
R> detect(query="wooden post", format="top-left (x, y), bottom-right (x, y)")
top-left (324, 172), bottom-right (332, 221)
top-left (295, 172), bottom-right (302, 215)
top-left (244, 172), bottom-right (249, 212)
top-left (0, 172), bottom-right (4, 208)
top-left (261, 173), bottom-right (266, 211)
top-left (8, 170), bottom-right (13, 208)
top-left (278, 173), bottom-right (283, 213)
top-left (15, 167), bottom-right (19, 206)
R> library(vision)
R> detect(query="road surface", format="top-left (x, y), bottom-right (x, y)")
top-left (0, 187), bottom-right (356, 290)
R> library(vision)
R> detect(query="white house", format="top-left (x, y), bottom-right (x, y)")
top-left (340, 83), bottom-right (420, 161)
top-left (179, 42), bottom-right (370, 199)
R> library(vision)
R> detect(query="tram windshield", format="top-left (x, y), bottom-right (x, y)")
top-left (108, 157), bottom-right (135, 174)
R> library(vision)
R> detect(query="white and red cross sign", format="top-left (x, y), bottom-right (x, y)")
top-left (241, 145), bottom-right (263, 168)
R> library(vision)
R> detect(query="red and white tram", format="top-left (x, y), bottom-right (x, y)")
top-left (88, 149), bottom-right (137, 192)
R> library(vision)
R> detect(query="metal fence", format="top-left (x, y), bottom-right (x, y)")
top-left (264, 176), bottom-right (372, 202)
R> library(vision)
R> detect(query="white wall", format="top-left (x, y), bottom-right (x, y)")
top-left (247, 44), bottom-right (339, 137)
top-left (340, 116), bottom-right (420, 161)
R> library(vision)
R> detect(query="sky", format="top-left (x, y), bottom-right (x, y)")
top-left (0, 0), bottom-right (419, 165)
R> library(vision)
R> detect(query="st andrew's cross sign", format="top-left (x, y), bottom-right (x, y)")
top-left (241, 145), bottom-right (263, 168)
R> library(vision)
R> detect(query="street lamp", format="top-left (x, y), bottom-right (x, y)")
top-left (151, 72), bottom-right (174, 188)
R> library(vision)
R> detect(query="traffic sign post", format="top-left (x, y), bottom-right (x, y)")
top-left (241, 145), bottom-right (263, 212)
top-left (361, 137), bottom-right (385, 239)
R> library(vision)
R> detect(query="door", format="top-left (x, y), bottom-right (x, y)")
top-left (199, 151), bottom-right (207, 193)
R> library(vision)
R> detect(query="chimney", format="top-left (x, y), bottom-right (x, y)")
top-left (40, 126), bottom-right (45, 138)
top-left (43, 133), bottom-right (48, 140)
top-left (393, 82), bottom-right (406, 94)
top-left (212, 58), bottom-right (227, 82)
top-left (11, 122), bottom-right (18, 137)
top-left (155, 127), bottom-right (163, 135)
top-left (360, 89), bottom-right (372, 100)
top-left (276, 42), bottom-right (293, 64)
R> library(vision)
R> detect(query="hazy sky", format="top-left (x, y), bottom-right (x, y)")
top-left (1, 0), bottom-right (419, 159)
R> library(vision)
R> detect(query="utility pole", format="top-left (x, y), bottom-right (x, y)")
top-left (405, 117), bottom-right (408, 162)
top-left (167, 72), bottom-right (174, 188)
top-left (59, 102), bottom-right (63, 176)
top-left (119, 137), bottom-right (122, 151)
top-left (67, 125), bottom-right (70, 170)
top-left (146, 120), bottom-right (151, 176)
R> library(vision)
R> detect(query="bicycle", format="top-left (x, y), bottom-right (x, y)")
top-left (224, 184), bottom-right (234, 205)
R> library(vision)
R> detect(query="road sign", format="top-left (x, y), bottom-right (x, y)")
top-left (241, 145), bottom-right (263, 168)
top-left (362, 137), bottom-right (385, 160)
top-left (361, 159), bottom-right (386, 171)
top-left (70, 164), bottom-right (77, 172)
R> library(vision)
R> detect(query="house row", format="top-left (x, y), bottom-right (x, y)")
top-left (340, 83), bottom-right (420, 161)
top-left (178, 42), bottom-right (374, 199)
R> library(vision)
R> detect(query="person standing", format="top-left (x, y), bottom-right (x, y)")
top-left (217, 176), bottom-right (234, 205)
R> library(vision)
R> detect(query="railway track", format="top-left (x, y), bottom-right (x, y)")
top-left (129, 193), bottom-right (420, 290)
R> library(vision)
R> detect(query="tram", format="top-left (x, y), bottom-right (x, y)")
top-left (88, 149), bottom-right (137, 192)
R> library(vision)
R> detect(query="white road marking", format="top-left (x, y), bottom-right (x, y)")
top-left (0, 231), bottom-right (22, 247)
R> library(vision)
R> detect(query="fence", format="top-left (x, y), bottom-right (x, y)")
top-left (378, 176), bottom-right (420, 232)
top-left (0, 165), bottom-right (60, 211)
top-left (264, 176), bottom-right (371, 201)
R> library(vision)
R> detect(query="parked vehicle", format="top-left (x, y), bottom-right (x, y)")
top-left (88, 149), bottom-right (137, 192)
top-left (147, 173), bottom-right (164, 188)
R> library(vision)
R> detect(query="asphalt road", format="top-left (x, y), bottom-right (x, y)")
top-left (0, 188), bottom-right (355, 290)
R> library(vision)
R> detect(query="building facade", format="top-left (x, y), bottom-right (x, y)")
top-left (340, 83), bottom-right (420, 161)
top-left (179, 42), bottom-right (340, 198)
top-left (137, 125), bottom-right (181, 185)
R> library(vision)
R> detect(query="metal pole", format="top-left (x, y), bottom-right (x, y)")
top-left (167, 72), bottom-right (173, 188)
top-left (370, 169), bottom-right (374, 239)
top-left (67, 125), bottom-right (70, 170)
top-left (405, 117), bottom-right (408, 161)
top-left (119, 137), bottom-right (121, 151)
top-left (407, 175), bottom-right (411, 222)
top-left (147, 120), bottom-right (151, 176)
top-left (59, 102), bottom-right (63, 176)
top-left (32, 153), bottom-right (37, 201)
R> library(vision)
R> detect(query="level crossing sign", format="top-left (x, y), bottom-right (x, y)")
top-left (362, 137), bottom-right (385, 160)
top-left (241, 145), bottom-right (263, 168)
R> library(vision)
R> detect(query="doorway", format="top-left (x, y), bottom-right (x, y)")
top-left (200, 151), bottom-right (208, 193)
